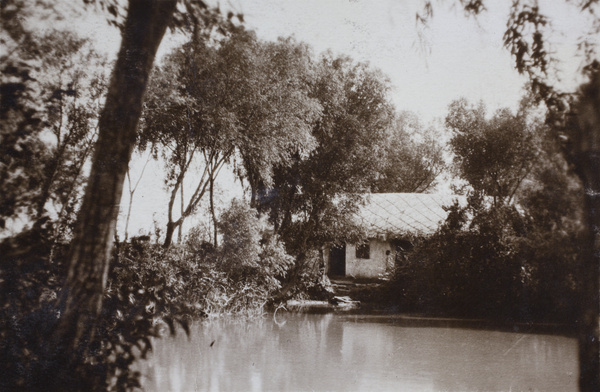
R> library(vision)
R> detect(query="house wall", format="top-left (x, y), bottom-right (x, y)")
top-left (345, 239), bottom-right (391, 279)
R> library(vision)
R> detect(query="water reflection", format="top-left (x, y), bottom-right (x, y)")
top-left (139, 312), bottom-right (577, 391)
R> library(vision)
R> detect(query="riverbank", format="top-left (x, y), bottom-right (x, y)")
top-left (282, 297), bottom-right (577, 337)
top-left (288, 277), bottom-right (579, 337)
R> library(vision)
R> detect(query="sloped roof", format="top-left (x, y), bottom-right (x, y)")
top-left (357, 193), bottom-right (467, 237)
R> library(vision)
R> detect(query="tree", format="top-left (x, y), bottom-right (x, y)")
top-left (141, 46), bottom-right (222, 248)
top-left (261, 53), bottom-right (395, 294)
top-left (141, 29), bottom-right (320, 248)
top-left (403, 101), bottom-right (584, 321)
top-left (1, 24), bottom-right (106, 236)
top-left (372, 111), bottom-right (445, 193)
top-left (569, 70), bottom-right (600, 392)
top-left (46, 2), bottom-right (179, 385)
top-left (42, 1), bottom-right (239, 388)
top-left (231, 34), bottom-right (321, 207)
top-left (420, 1), bottom-right (600, 388)
top-left (445, 98), bottom-right (541, 204)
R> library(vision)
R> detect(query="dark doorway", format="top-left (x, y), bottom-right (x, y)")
top-left (391, 238), bottom-right (413, 268)
top-left (329, 244), bottom-right (346, 277)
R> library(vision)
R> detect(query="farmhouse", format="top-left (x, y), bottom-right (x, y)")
top-left (326, 193), bottom-right (467, 279)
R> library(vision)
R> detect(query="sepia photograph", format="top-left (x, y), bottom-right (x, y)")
top-left (1, 0), bottom-right (599, 391)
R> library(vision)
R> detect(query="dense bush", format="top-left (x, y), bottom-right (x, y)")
top-left (0, 199), bottom-right (297, 390)
top-left (0, 230), bottom-right (196, 391)
top-left (388, 193), bottom-right (583, 324)
top-left (281, 249), bottom-right (332, 300)
top-left (210, 199), bottom-right (295, 312)
top-left (0, 222), bottom-right (60, 391)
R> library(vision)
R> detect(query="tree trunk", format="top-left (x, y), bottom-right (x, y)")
top-left (163, 165), bottom-right (211, 248)
top-left (124, 190), bottom-right (133, 241)
top-left (124, 153), bottom-right (151, 241)
top-left (164, 220), bottom-right (177, 250)
top-left (178, 179), bottom-right (184, 243)
top-left (49, 0), bottom-right (177, 386)
top-left (574, 71), bottom-right (600, 392)
top-left (210, 172), bottom-right (217, 246)
top-left (124, 169), bottom-right (133, 241)
top-left (578, 164), bottom-right (600, 392)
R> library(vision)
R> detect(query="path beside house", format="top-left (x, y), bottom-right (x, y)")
top-left (285, 277), bottom-right (387, 311)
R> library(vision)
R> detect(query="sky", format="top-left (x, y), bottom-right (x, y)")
top-left (231, 0), bottom-right (589, 122)
top-left (235, 0), bottom-right (526, 123)
top-left (46, 0), bottom-right (595, 238)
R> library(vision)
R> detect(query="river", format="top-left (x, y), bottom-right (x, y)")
top-left (138, 311), bottom-right (578, 391)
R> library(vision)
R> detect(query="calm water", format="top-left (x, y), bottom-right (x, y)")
top-left (139, 312), bottom-right (578, 392)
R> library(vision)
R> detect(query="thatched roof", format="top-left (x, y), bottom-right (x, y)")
top-left (357, 193), bottom-right (467, 237)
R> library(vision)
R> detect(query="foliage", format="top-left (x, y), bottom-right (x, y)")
top-left (371, 111), bottom-right (445, 193)
top-left (389, 98), bottom-right (585, 323)
top-left (216, 199), bottom-right (295, 302)
top-left (0, 231), bottom-right (190, 391)
top-left (446, 98), bottom-right (540, 203)
top-left (40, 3), bottom-right (245, 385)
top-left (400, 196), bottom-right (529, 319)
top-left (248, 53), bottom-right (399, 298)
top-left (140, 29), bottom-right (320, 247)
top-left (0, 28), bottom-right (107, 234)
top-left (0, 222), bottom-right (58, 391)
top-left (390, 190), bottom-right (583, 323)
top-left (427, 2), bottom-right (599, 385)
top-left (0, 209), bottom-right (296, 391)
top-left (263, 53), bottom-right (394, 258)
top-left (2, 2), bottom-right (300, 391)
top-left (216, 199), bottom-right (262, 273)
top-left (257, 235), bottom-right (296, 294)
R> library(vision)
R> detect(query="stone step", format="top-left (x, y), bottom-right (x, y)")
top-left (329, 279), bottom-right (384, 297)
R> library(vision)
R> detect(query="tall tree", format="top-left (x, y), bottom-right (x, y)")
top-left (264, 53), bottom-right (394, 265)
top-left (50, 0), bottom-right (179, 377)
top-left (44, 1), bottom-right (239, 387)
top-left (141, 29), bottom-right (320, 248)
top-left (445, 98), bottom-right (540, 204)
top-left (141, 47), bottom-right (219, 248)
top-left (569, 70), bottom-right (600, 392)
top-left (372, 111), bottom-right (445, 193)
top-left (420, 1), bottom-right (599, 388)
top-left (232, 34), bottom-right (321, 207)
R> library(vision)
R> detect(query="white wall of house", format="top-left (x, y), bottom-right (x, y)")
top-left (325, 238), bottom-right (394, 279)
top-left (345, 239), bottom-right (391, 278)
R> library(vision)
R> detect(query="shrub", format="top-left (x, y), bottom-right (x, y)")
top-left (0, 231), bottom-right (194, 391)
top-left (389, 194), bottom-right (582, 323)
top-left (214, 199), bottom-right (296, 308)
top-left (1, 200), bottom-right (299, 390)
top-left (217, 199), bottom-right (262, 274)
